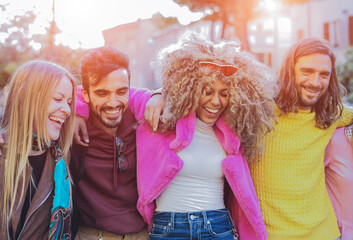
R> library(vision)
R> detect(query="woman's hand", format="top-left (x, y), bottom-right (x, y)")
top-left (144, 93), bottom-right (165, 132)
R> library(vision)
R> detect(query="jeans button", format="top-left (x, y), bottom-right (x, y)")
top-left (190, 215), bottom-right (195, 220)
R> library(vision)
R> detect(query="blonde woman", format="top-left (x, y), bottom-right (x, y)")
top-left (0, 60), bottom-right (77, 240)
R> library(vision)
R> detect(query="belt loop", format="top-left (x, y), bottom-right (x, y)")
top-left (226, 209), bottom-right (239, 239)
top-left (226, 209), bottom-right (235, 227)
top-left (170, 212), bottom-right (175, 230)
top-left (202, 210), bottom-right (208, 228)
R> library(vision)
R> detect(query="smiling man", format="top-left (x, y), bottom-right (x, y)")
top-left (249, 38), bottom-right (353, 239)
top-left (81, 67), bottom-right (129, 135)
top-left (294, 53), bottom-right (332, 110)
top-left (70, 46), bottom-right (150, 240)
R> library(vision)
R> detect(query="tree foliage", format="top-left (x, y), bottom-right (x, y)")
top-left (283, 0), bottom-right (310, 4)
top-left (173, 0), bottom-right (310, 51)
top-left (174, 0), bottom-right (255, 50)
top-left (0, 9), bottom-right (39, 87)
top-left (150, 13), bottom-right (179, 31)
top-left (337, 47), bottom-right (353, 103)
top-left (0, 4), bottom-right (86, 89)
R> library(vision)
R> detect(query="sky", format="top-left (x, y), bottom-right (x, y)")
top-left (0, 0), bottom-right (204, 49)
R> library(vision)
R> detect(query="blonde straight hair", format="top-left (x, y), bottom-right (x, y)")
top-left (1, 60), bottom-right (77, 221)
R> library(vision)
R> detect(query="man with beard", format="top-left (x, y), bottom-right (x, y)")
top-left (248, 38), bottom-right (353, 239)
top-left (70, 46), bottom-right (153, 240)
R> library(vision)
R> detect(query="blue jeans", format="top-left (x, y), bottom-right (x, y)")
top-left (149, 208), bottom-right (238, 240)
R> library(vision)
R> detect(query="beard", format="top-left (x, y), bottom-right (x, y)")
top-left (90, 104), bottom-right (126, 129)
top-left (295, 83), bottom-right (325, 110)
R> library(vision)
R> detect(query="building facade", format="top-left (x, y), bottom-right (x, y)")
top-left (248, 0), bottom-right (353, 71)
top-left (103, 18), bottom-right (226, 88)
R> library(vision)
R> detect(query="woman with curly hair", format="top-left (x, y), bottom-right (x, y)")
top-left (136, 32), bottom-right (276, 240)
top-left (0, 60), bottom-right (77, 240)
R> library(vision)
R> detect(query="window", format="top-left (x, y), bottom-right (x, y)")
top-left (333, 20), bottom-right (340, 47)
top-left (298, 29), bottom-right (303, 40)
top-left (268, 53), bottom-right (272, 67)
top-left (256, 53), bottom-right (264, 63)
top-left (254, 53), bottom-right (272, 67)
top-left (349, 16), bottom-right (353, 46)
top-left (324, 22), bottom-right (330, 41)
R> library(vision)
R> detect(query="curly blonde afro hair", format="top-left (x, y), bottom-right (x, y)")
top-left (156, 31), bottom-right (276, 162)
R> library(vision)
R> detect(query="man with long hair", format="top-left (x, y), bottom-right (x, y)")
top-left (249, 38), bottom-right (353, 239)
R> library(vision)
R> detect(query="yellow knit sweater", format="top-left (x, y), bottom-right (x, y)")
top-left (249, 106), bottom-right (353, 240)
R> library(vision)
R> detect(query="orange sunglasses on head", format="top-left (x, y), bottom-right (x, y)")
top-left (199, 61), bottom-right (239, 77)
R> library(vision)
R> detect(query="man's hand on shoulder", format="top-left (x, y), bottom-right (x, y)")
top-left (74, 116), bottom-right (89, 147)
top-left (144, 89), bottom-right (165, 132)
top-left (0, 133), bottom-right (4, 156)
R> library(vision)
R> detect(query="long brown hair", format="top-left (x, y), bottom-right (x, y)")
top-left (275, 37), bottom-right (345, 129)
top-left (80, 46), bottom-right (131, 91)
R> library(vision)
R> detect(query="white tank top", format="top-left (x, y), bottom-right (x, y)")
top-left (155, 118), bottom-right (227, 212)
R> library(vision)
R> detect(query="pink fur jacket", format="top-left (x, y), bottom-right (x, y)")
top-left (135, 112), bottom-right (267, 240)
top-left (76, 87), bottom-right (267, 240)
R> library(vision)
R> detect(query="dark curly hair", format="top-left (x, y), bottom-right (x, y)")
top-left (80, 46), bottom-right (131, 91)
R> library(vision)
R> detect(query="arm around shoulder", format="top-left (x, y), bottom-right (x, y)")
top-left (76, 86), bottom-right (90, 121)
top-left (336, 104), bottom-right (353, 128)
top-left (128, 87), bottom-right (152, 121)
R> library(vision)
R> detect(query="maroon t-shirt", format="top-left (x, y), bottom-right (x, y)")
top-left (75, 109), bottom-right (146, 234)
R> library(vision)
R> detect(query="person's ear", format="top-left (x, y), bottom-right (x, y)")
top-left (81, 88), bottom-right (91, 104)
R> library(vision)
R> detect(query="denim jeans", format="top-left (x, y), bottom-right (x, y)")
top-left (149, 208), bottom-right (238, 240)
